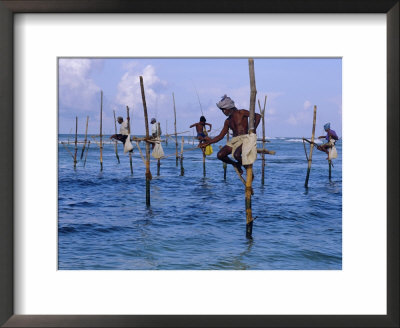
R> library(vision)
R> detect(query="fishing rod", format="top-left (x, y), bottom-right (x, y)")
top-left (192, 81), bottom-right (204, 116)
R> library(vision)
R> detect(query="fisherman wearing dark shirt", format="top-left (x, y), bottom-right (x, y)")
top-left (317, 122), bottom-right (338, 159)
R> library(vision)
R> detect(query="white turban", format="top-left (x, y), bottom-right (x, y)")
top-left (216, 94), bottom-right (235, 110)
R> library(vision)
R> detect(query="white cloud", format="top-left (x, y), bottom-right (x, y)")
top-left (287, 114), bottom-right (299, 126)
top-left (286, 100), bottom-right (314, 126)
top-left (59, 59), bottom-right (101, 112)
top-left (115, 64), bottom-right (167, 114)
top-left (303, 100), bottom-right (312, 110)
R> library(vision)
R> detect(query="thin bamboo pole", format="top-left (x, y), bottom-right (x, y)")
top-left (180, 136), bottom-right (184, 176)
top-left (84, 140), bottom-right (90, 167)
top-left (73, 116), bottom-right (78, 169)
top-left (258, 96), bottom-right (267, 186)
top-left (112, 110), bottom-right (120, 164)
top-left (80, 116), bottom-right (89, 160)
top-left (140, 76), bottom-right (151, 206)
top-left (157, 122), bottom-right (161, 176)
top-left (165, 120), bottom-right (168, 146)
top-left (223, 132), bottom-right (229, 180)
top-left (172, 93), bottom-right (178, 166)
top-left (246, 58), bottom-right (257, 239)
top-left (304, 105), bottom-right (317, 187)
top-left (61, 142), bottom-right (74, 159)
top-left (202, 150), bottom-right (206, 177)
top-left (99, 91), bottom-right (103, 171)
top-left (126, 106), bottom-right (133, 175)
top-left (329, 160), bottom-right (332, 180)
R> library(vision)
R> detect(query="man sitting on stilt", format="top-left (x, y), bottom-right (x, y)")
top-left (200, 95), bottom-right (261, 175)
top-left (190, 116), bottom-right (212, 146)
top-left (317, 122), bottom-right (338, 160)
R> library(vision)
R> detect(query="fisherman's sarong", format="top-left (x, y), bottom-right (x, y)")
top-left (226, 133), bottom-right (257, 165)
top-left (114, 134), bottom-right (128, 144)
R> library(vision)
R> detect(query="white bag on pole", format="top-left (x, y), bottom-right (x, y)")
top-left (124, 135), bottom-right (134, 153)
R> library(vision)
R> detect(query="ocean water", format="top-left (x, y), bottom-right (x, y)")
top-left (58, 134), bottom-right (342, 270)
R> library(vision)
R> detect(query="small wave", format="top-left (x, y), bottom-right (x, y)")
top-left (298, 249), bottom-right (341, 262)
top-left (59, 223), bottom-right (132, 235)
top-left (285, 138), bottom-right (323, 144)
top-left (67, 201), bottom-right (97, 208)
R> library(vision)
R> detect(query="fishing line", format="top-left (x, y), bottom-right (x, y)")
top-left (191, 80), bottom-right (204, 116)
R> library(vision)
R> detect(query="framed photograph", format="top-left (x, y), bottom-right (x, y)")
top-left (1, 1), bottom-right (398, 327)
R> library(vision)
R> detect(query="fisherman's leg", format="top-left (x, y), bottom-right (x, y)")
top-left (233, 145), bottom-right (245, 174)
top-left (218, 146), bottom-right (243, 174)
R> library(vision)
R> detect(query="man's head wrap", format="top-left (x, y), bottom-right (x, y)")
top-left (216, 94), bottom-right (235, 110)
top-left (117, 116), bottom-right (123, 121)
top-left (324, 123), bottom-right (330, 131)
top-left (151, 118), bottom-right (156, 123)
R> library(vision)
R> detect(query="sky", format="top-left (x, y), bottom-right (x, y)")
top-left (58, 58), bottom-right (341, 137)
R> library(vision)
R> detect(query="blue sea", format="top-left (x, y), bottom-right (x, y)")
top-left (58, 134), bottom-right (342, 270)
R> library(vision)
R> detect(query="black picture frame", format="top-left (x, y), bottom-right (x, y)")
top-left (0, 1), bottom-right (398, 327)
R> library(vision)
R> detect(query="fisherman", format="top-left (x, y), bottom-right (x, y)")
top-left (150, 118), bottom-right (162, 149)
top-left (110, 116), bottom-right (129, 145)
top-left (317, 123), bottom-right (339, 159)
top-left (200, 95), bottom-right (261, 175)
top-left (189, 116), bottom-right (212, 145)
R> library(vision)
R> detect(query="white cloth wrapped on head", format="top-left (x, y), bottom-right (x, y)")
top-left (216, 95), bottom-right (235, 110)
top-left (152, 139), bottom-right (164, 159)
top-left (226, 133), bottom-right (257, 165)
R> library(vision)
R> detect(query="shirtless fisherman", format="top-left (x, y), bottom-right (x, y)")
top-left (189, 116), bottom-right (212, 145)
top-left (200, 95), bottom-right (261, 175)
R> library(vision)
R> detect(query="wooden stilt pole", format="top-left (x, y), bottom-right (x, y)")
top-left (112, 110), bottom-right (120, 164)
top-left (84, 140), bottom-right (90, 167)
top-left (304, 105), bottom-right (317, 187)
top-left (258, 96), bottom-right (267, 186)
top-left (329, 160), bottom-right (332, 180)
top-left (157, 122), bottom-right (161, 176)
top-left (223, 132), bottom-right (229, 180)
top-left (172, 93), bottom-right (178, 166)
top-left (246, 58), bottom-right (257, 239)
top-left (80, 116), bottom-right (89, 160)
top-left (99, 91), bottom-right (103, 171)
top-left (180, 136), bottom-right (184, 176)
top-left (126, 106), bottom-right (133, 175)
top-left (165, 120), bottom-right (168, 146)
top-left (140, 76), bottom-right (151, 206)
top-left (73, 116), bottom-right (78, 169)
top-left (203, 150), bottom-right (206, 177)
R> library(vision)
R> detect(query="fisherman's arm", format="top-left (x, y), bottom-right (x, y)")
top-left (201, 121), bottom-right (229, 147)
top-left (206, 123), bottom-right (212, 131)
top-left (189, 123), bottom-right (196, 128)
top-left (254, 113), bottom-right (261, 130)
